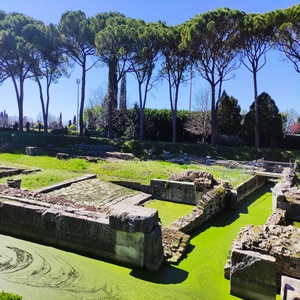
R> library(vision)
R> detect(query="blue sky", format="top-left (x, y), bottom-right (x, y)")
top-left (0, 0), bottom-right (299, 124)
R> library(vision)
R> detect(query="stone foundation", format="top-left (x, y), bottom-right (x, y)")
top-left (226, 165), bottom-right (300, 299)
top-left (161, 186), bottom-right (227, 264)
top-left (0, 193), bottom-right (164, 271)
top-left (230, 249), bottom-right (277, 300)
top-left (151, 179), bottom-right (203, 205)
top-left (272, 167), bottom-right (300, 221)
top-left (233, 175), bottom-right (266, 203)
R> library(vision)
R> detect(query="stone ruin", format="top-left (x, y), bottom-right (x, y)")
top-left (226, 166), bottom-right (300, 300)
top-left (168, 169), bottom-right (218, 190)
top-left (153, 169), bottom-right (229, 264)
top-left (153, 169), bottom-right (266, 265)
top-left (227, 224), bottom-right (300, 299)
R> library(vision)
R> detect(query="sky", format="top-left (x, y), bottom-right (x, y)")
top-left (0, 0), bottom-right (299, 125)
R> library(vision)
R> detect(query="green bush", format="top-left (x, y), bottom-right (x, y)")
top-left (68, 124), bottom-right (77, 131)
top-left (0, 291), bottom-right (23, 300)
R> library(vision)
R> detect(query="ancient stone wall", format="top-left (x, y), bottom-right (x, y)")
top-left (233, 175), bottom-right (266, 203)
top-left (227, 166), bottom-right (300, 300)
top-left (151, 179), bottom-right (203, 205)
top-left (151, 170), bottom-right (216, 206)
top-left (228, 225), bottom-right (300, 299)
top-left (0, 197), bottom-right (164, 271)
top-left (272, 167), bottom-right (300, 222)
top-left (162, 186), bottom-right (227, 264)
top-left (170, 187), bottom-right (227, 234)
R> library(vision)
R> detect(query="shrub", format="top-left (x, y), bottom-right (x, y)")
top-left (0, 291), bottom-right (23, 300)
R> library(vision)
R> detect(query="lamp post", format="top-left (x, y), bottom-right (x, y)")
top-left (76, 79), bottom-right (80, 130)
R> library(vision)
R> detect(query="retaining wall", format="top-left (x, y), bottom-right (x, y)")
top-left (272, 167), bottom-right (300, 221)
top-left (233, 175), bottom-right (266, 203)
top-left (227, 166), bottom-right (300, 299)
top-left (151, 179), bottom-right (204, 205)
top-left (0, 196), bottom-right (164, 271)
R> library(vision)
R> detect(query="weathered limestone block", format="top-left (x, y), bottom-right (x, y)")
top-left (86, 156), bottom-right (98, 163)
top-left (272, 186), bottom-right (285, 211)
top-left (230, 249), bottom-right (277, 300)
top-left (7, 178), bottom-right (21, 189)
top-left (266, 209), bottom-right (287, 225)
top-left (281, 275), bottom-right (300, 300)
top-left (161, 226), bottom-right (190, 264)
top-left (106, 151), bottom-right (135, 160)
top-left (221, 180), bottom-right (229, 188)
top-left (114, 230), bottom-right (144, 267)
top-left (56, 152), bottom-right (70, 160)
top-left (276, 199), bottom-right (300, 222)
top-left (168, 169), bottom-right (217, 191)
top-left (279, 189), bottom-right (300, 222)
top-left (144, 225), bottom-right (164, 271)
top-left (151, 179), bottom-right (202, 205)
top-left (168, 169), bottom-right (214, 182)
top-left (26, 146), bottom-right (39, 156)
top-left (109, 205), bottom-right (159, 234)
top-left (229, 225), bottom-right (300, 289)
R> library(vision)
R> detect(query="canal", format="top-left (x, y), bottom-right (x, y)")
top-left (0, 184), bottom-right (274, 300)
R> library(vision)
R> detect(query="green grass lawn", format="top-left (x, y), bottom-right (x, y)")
top-left (0, 153), bottom-right (252, 191)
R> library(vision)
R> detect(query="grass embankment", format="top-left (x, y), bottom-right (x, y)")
top-left (0, 153), bottom-right (253, 191)
top-left (1, 130), bottom-right (299, 161)
top-left (0, 131), bottom-right (299, 191)
top-left (0, 154), bottom-right (194, 190)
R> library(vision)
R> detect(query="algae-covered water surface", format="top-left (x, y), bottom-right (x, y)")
top-left (0, 184), bottom-right (274, 300)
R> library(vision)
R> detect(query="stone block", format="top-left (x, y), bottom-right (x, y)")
top-left (230, 249), bottom-right (277, 300)
top-left (26, 146), bottom-right (39, 156)
top-left (150, 179), bottom-right (200, 205)
top-left (224, 259), bottom-right (231, 280)
top-left (281, 275), bottom-right (300, 300)
top-left (56, 152), bottom-right (70, 160)
top-left (109, 205), bottom-right (159, 233)
top-left (144, 225), bottom-right (164, 271)
top-left (7, 178), bottom-right (21, 189)
top-left (265, 208), bottom-right (287, 225)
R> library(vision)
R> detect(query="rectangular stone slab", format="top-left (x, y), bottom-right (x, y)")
top-left (230, 249), bottom-right (277, 300)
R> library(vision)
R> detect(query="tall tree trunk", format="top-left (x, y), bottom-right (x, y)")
top-left (79, 57), bottom-right (86, 136)
top-left (172, 85), bottom-right (179, 143)
top-left (107, 59), bottom-right (118, 139)
top-left (172, 110), bottom-right (177, 143)
top-left (210, 84), bottom-right (216, 145)
top-left (18, 83), bottom-right (24, 132)
top-left (36, 76), bottom-right (49, 133)
top-left (138, 82), bottom-right (144, 141)
top-left (139, 109), bottom-right (144, 141)
top-left (253, 70), bottom-right (259, 148)
top-left (45, 78), bottom-right (51, 133)
top-left (12, 75), bottom-right (24, 132)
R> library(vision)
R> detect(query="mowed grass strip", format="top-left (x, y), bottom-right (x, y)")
top-left (0, 153), bottom-right (252, 190)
